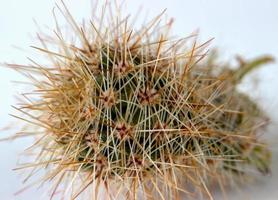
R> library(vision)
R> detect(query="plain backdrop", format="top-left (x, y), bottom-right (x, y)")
top-left (0, 0), bottom-right (278, 199)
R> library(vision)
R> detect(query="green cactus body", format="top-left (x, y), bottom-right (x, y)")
top-left (5, 1), bottom-right (273, 199)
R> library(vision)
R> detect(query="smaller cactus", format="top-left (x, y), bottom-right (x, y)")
top-left (4, 1), bottom-right (273, 199)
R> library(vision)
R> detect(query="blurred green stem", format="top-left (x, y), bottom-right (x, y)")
top-left (233, 55), bottom-right (274, 82)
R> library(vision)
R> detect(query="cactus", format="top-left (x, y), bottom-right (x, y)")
top-left (5, 1), bottom-right (273, 199)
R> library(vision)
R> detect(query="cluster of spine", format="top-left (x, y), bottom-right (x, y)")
top-left (9, 2), bottom-right (272, 200)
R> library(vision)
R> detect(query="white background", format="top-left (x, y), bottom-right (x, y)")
top-left (0, 0), bottom-right (278, 199)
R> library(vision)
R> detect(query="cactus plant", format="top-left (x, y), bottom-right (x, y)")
top-left (4, 1), bottom-right (273, 199)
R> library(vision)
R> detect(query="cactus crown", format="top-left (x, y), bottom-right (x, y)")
top-left (7, 1), bottom-right (272, 199)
